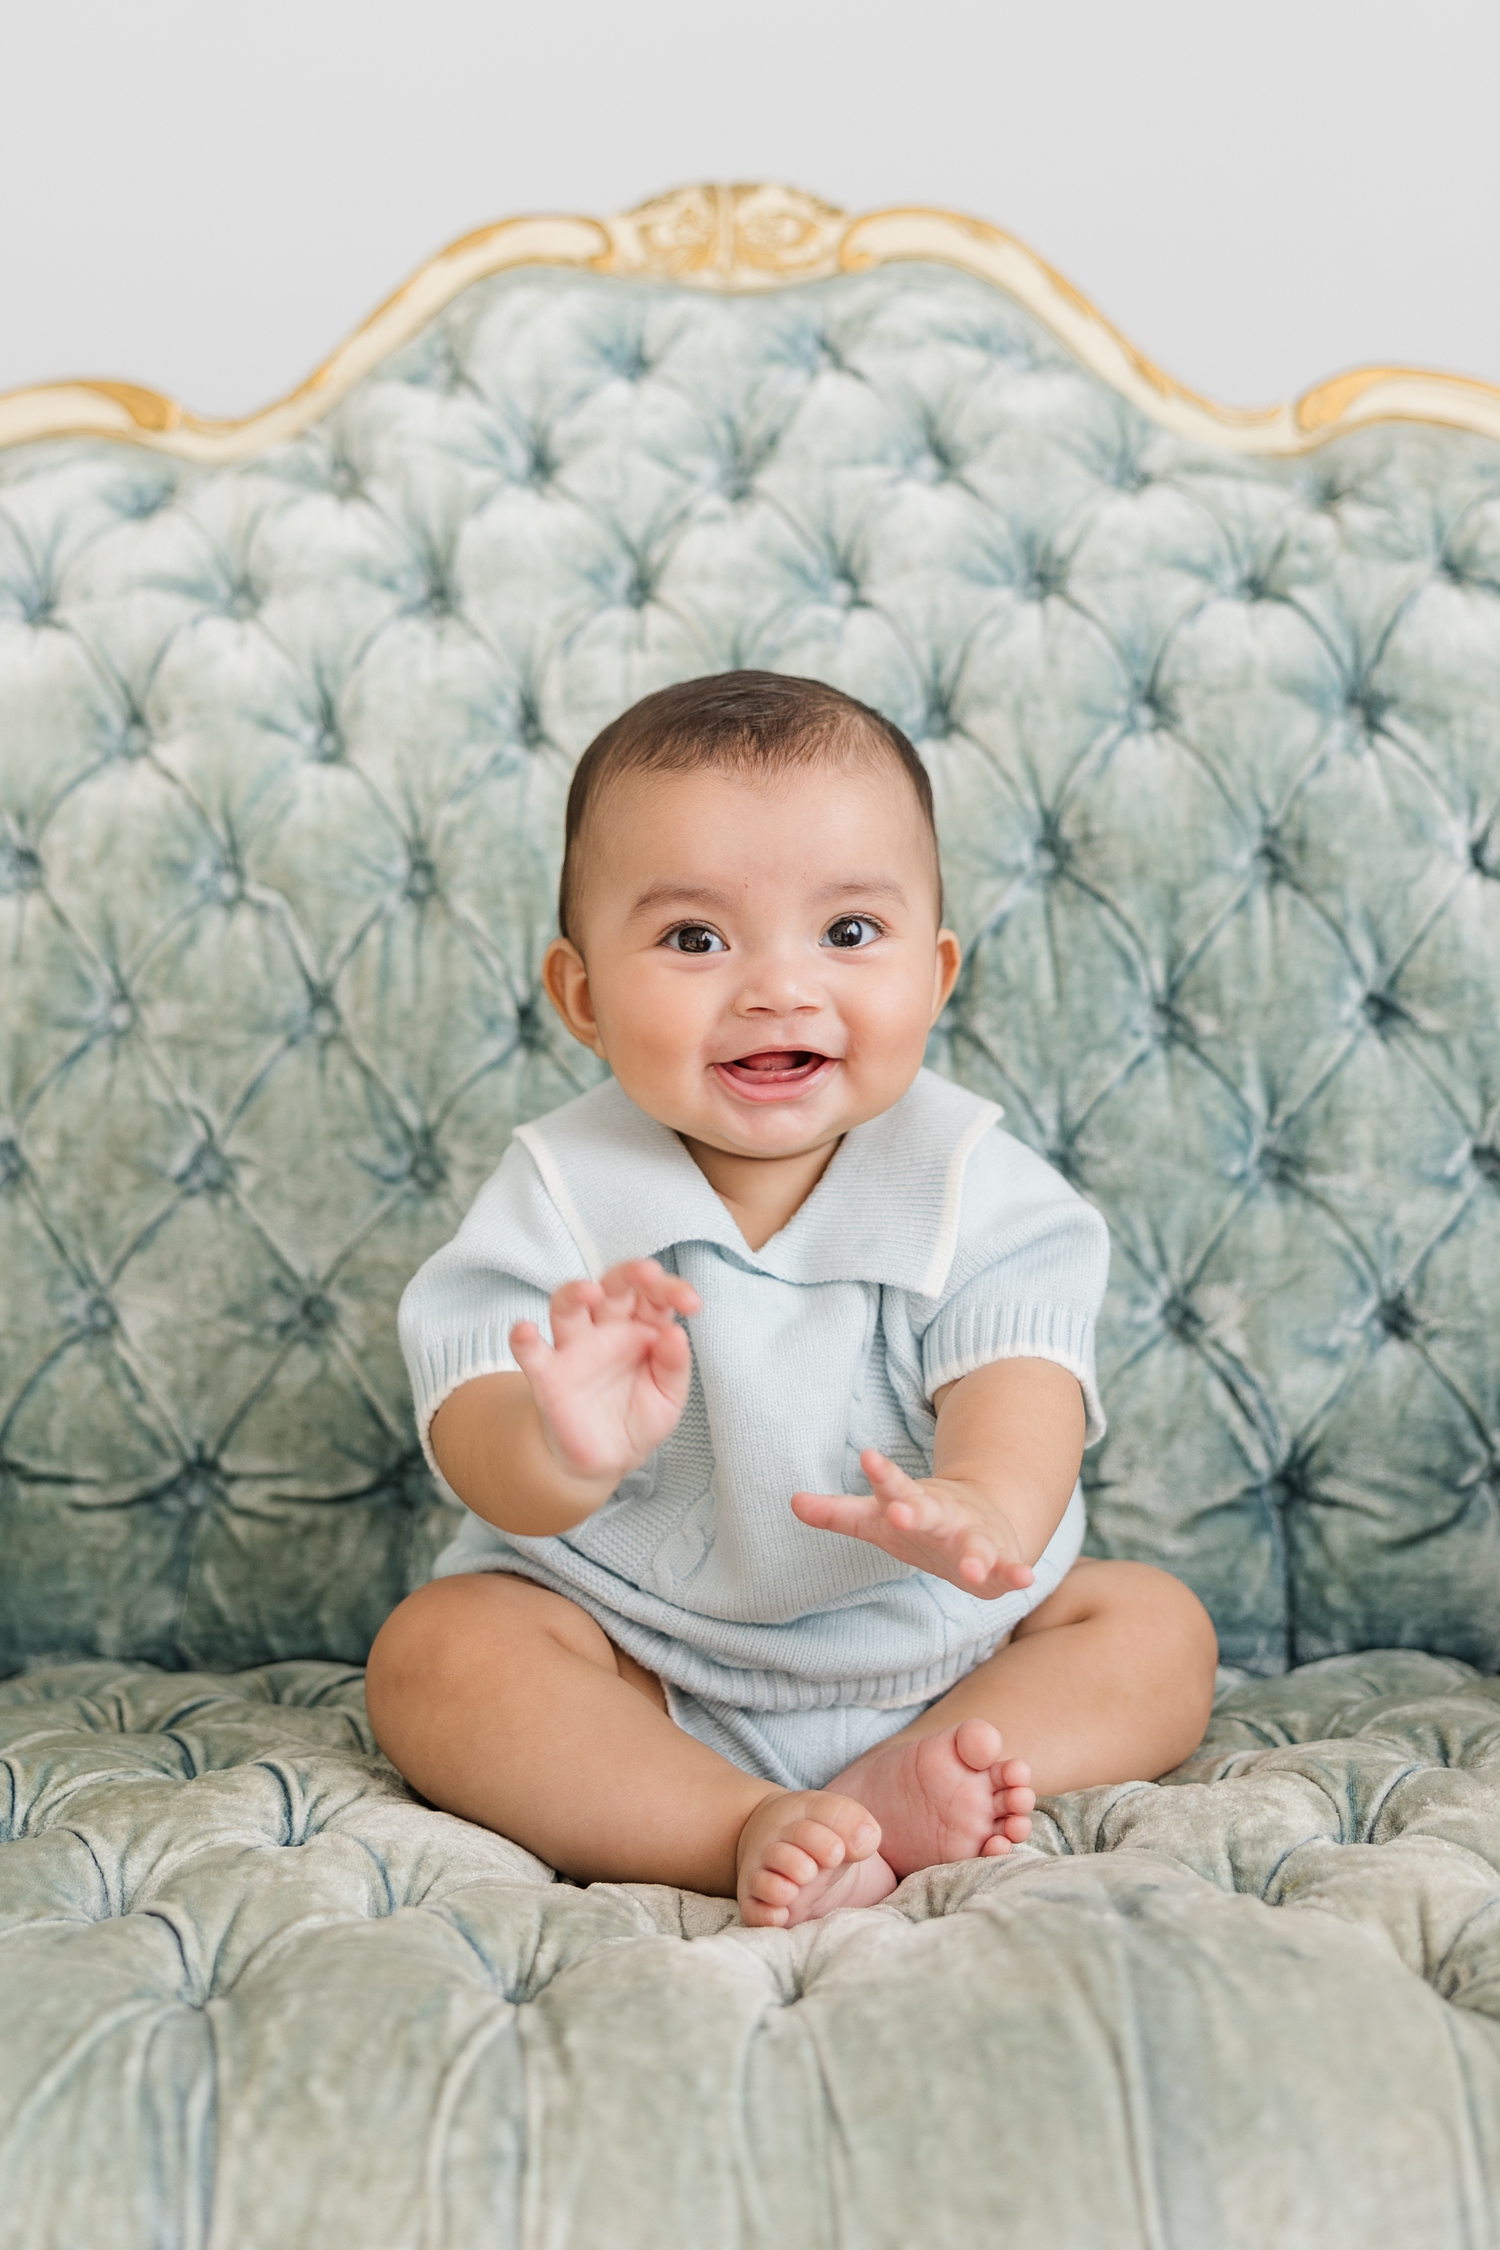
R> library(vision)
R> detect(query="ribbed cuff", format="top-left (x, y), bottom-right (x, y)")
top-left (923, 1301), bottom-right (1104, 1442)
top-left (405, 1329), bottom-right (523, 1492)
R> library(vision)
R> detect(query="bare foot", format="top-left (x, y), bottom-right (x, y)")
top-left (736, 1789), bottom-right (898, 1928)
top-left (827, 1719), bottom-right (1035, 1879)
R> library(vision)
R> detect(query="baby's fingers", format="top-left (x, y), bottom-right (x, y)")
top-left (509, 1318), bottom-right (551, 1372)
top-left (548, 1278), bottom-right (607, 1344)
top-left (861, 1449), bottom-right (946, 1532)
top-left (790, 1490), bottom-right (883, 1541)
top-left (601, 1259), bottom-right (701, 1321)
top-left (955, 1526), bottom-right (1003, 1586)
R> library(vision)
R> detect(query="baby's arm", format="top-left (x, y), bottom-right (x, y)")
top-left (789, 1357), bottom-right (1085, 1600)
top-left (429, 1259), bottom-right (700, 1537)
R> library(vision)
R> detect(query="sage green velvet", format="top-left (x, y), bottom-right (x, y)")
top-left (5, 1650), bottom-right (1500, 2250)
top-left (2, 263), bottom-right (1498, 1675)
top-left (5, 258), bottom-right (1500, 2243)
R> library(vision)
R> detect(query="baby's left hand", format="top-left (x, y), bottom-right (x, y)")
top-left (790, 1449), bottom-right (1037, 1600)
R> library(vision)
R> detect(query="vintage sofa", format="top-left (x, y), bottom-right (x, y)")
top-left (4, 184), bottom-right (1500, 2247)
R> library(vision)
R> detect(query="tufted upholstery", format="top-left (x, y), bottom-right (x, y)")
top-left (3, 264), bottom-right (1500, 1679)
top-left (5, 1650), bottom-right (1500, 2248)
top-left (4, 245), bottom-right (1500, 2242)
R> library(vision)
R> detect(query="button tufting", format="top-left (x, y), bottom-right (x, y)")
top-left (1267, 1444), bottom-right (1320, 1508)
top-left (167, 1460), bottom-right (225, 1513)
top-left (405, 1132), bottom-right (447, 1195)
top-left (1361, 988), bottom-right (1412, 1036)
top-left (623, 560), bottom-right (656, 610)
top-left (516, 695), bottom-right (547, 750)
top-left (0, 836), bottom-right (41, 893)
top-left (1045, 1138), bottom-right (1085, 1188)
top-left (204, 859), bottom-right (243, 907)
top-left (1256, 1141), bottom-right (1304, 1188)
top-left (3, 259), bottom-right (1500, 1692)
top-left (177, 1140), bottom-right (234, 1196)
top-left (1033, 812), bottom-right (1074, 876)
top-left (1374, 1294), bottom-right (1420, 1342)
top-left (1346, 687), bottom-right (1390, 735)
top-left (1254, 829), bottom-right (1293, 884)
top-left (115, 479), bottom-right (174, 520)
top-left (292, 1292), bottom-right (338, 1335)
top-left (404, 854), bottom-right (437, 904)
top-left (1160, 1293), bottom-right (1204, 1340)
top-left (1151, 996), bottom-right (1196, 1047)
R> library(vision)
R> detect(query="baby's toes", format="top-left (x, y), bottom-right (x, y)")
top-left (747, 1867), bottom-right (804, 1911)
top-left (757, 1839), bottom-right (826, 1895)
top-left (995, 1779), bottom-right (1035, 1819)
top-left (780, 1818), bottom-right (850, 1872)
top-left (953, 1717), bottom-right (1005, 1774)
top-left (993, 1776), bottom-right (1034, 1847)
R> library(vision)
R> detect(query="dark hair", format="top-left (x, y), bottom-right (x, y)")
top-left (558, 670), bottom-right (940, 941)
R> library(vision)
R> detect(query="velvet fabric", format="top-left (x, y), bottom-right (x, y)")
top-left (3, 257), bottom-right (1500, 2242)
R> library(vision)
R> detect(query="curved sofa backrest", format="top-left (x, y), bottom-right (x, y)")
top-left (2, 245), bottom-right (1499, 1675)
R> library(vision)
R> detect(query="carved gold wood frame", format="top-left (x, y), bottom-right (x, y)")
top-left (2, 183), bottom-right (1497, 464)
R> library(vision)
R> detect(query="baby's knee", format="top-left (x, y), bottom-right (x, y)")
top-left (367, 1576), bottom-right (503, 1716)
top-left (366, 1580), bottom-right (459, 1729)
top-left (1076, 1560), bottom-right (1218, 1683)
top-left (366, 1573), bottom-right (609, 1714)
top-left (1127, 1563), bottom-right (1216, 1665)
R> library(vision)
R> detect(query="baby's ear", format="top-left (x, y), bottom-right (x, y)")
top-left (542, 937), bottom-right (605, 1053)
top-left (932, 927), bottom-right (963, 1019)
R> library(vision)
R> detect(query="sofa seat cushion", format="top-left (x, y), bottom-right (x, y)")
top-left (3, 1650), bottom-right (1500, 2247)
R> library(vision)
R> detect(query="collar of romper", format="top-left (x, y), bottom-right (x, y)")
top-left (513, 1067), bottom-right (1003, 1300)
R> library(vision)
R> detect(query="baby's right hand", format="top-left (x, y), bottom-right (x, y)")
top-left (509, 1259), bottom-right (700, 1487)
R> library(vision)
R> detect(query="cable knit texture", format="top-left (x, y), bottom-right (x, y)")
top-left (401, 1071), bottom-right (1104, 1731)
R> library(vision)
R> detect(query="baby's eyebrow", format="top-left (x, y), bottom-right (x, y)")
top-left (626, 882), bottom-right (734, 919)
top-left (811, 875), bottom-right (909, 904)
top-left (627, 875), bottom-right (910, 919)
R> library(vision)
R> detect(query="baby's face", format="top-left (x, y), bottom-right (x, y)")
top-left (544, 758), bottom-right (961, 1163)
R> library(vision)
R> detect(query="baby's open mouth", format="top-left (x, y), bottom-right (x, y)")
top-left (715, 1048), bottom-right (836, 1097)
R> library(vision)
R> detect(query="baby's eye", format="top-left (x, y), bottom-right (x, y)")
top-left (663, 924), bottom-right (727, 955)
top-left (822, 915), bottom-right (883, 951)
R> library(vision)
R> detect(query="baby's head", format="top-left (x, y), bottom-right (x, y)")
top-left (543, 671), bottom-right (961, 1164)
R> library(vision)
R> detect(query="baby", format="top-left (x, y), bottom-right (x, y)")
top-left (367, 671), bottom-right (1217, 1926)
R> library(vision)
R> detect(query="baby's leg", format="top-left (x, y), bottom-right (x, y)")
top-left (826, 1560), bottom-right (1218, 1878)
top-left (365, 1574), bottom-right (896, 1925)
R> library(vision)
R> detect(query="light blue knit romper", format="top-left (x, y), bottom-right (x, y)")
top-left (400, 1069), bottom-right (1110, 1791)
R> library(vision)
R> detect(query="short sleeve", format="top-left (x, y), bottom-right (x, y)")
top-left (919, 1130), bottom-right (1110, 1442)
top-left (397, 1137), bottom-right (588, 1482)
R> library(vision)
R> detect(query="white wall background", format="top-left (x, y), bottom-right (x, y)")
top-left (2, 0), bottom-right (1497, 418)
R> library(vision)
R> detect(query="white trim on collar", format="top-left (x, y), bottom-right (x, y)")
top-left (513, 1070), bottom-right (1004, 1296)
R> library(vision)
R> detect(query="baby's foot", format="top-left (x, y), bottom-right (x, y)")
top-left (736, 1789), bottom-right (898, 1928)
top-left (828, 1719), bottom-right (1035, 1880)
